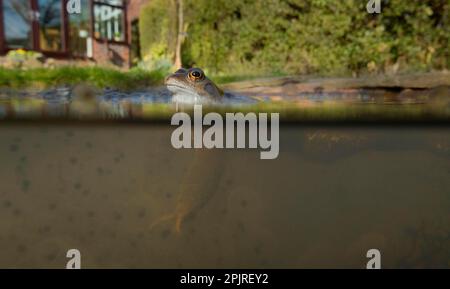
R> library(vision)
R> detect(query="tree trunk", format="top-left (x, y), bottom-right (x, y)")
top-left (174, 0), bottom-right (184, 69)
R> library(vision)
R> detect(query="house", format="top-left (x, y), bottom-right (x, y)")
top-left (0, 0), bottom-right (150, 68)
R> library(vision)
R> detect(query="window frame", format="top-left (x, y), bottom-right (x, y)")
top-left (0, 0), bottom-right (130, 58)
top-left (0, 0), bottom-right (70, 58)
top-left (91, 0), bottom-right (128, 45)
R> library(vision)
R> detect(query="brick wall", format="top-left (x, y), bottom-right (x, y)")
top-left (91, 0), bottom-right (150, 69)
top-left (127, 0), bottom-right (150, 21)
top-left (92, 40), bottom-right (131, 68)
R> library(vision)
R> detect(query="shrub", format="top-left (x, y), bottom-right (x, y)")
top-left (139, 0), bottom-right (178, 70)
top-left (139, 0), bottom-right (450, 76)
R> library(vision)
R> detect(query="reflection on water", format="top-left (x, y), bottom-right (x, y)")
top-left (0, 125), bottom-right (448, 268)
top-left (0, 86), bottom-right (261, 120)
top-left (1, 85), bottom-right (448, 121)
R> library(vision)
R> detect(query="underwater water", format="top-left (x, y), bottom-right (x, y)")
top-left (0, 124), bottom-right (448, 268)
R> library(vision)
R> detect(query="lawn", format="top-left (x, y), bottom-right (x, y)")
top-left (0, 66), bottom-right (167, 90)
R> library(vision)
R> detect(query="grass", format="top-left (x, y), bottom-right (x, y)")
top-left (0, 66), bottom-right (167, 90)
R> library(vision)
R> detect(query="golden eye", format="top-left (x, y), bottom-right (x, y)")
top-left (188, 69), bottom-right (204, 81)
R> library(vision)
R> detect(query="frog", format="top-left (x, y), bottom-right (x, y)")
top-left (165, 68), bottom-right (224, 104)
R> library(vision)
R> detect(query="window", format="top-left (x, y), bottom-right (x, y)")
top-left (2, 0), bottom-right (66, 53)
top-left (93, 0), bottom-right (125, 42)
top-left (69, 0), bottom-right (90, 56)
top-left (38, 0), bottom-right (64, 52)
top-left (2, 0), bottom-right (33, 49)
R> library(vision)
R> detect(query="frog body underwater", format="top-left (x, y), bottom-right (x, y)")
top-left (149, 149), bottom-right (224, 235)
top-left (165, 68), bottom-right (224, 104)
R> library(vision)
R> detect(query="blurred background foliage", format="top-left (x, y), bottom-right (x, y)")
top-left (139, 0), bottom-right (449, 77)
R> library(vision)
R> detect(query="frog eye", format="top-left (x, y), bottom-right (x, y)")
top-left (188, 68), bottom-right (205, 81)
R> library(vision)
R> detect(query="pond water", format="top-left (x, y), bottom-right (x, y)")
top-left (0, 124), bottom-right (448, 268)
top-left (1, 85), bottom-right (448, 123)
top-left (0, 86), bottom-right (257, 105)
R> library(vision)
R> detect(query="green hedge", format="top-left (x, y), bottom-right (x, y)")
top-left (140, 0), bottom-right (450, 76)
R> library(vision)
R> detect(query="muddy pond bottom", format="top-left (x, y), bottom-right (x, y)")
top-left (0, 124), bottom-right (448, 268)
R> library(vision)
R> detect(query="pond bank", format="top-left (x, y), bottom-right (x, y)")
top-left (224, 71), bottom-right (450, 104)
